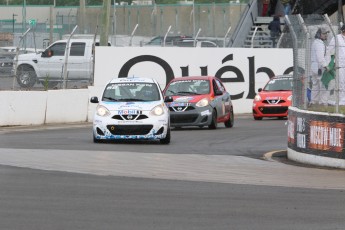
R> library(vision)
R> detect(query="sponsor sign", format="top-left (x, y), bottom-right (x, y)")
top-left (288, 108), bottom-right (345, 158)
top-left (118, 110), bottom-right (140, 115)
top-left (95, 47), bottom-right (293, 113)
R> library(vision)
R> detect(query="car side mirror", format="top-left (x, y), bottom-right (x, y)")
top-left (215, 89), bottom-right (223, 96)
top-left (90, 96), bottom-right (99, 103)
top-left (164, 96), bottom-right (173, 102)
top-left (258, 88), bottom-right (262, 92)
top-left (41, 50), bottom-right (53, 58)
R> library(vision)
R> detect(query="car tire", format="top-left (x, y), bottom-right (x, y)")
top-left (254, 116), bottom-right (263, 120)
top-left (160, 127), bottom-right (171, 144)
top-left (224, 109), bottom-right (234, 128)
top-left (208, 110), bottom-right (217, 129)
top-left (93, 133), bottom-right (103, 143)
top-left (16, 65), bottom-right (37, 88)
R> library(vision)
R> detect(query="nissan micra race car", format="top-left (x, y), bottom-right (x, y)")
top-left (90, 77), bottom-right (171, 144)
top-left (252, 75), bottom-right (293, 120)
top-left (163, 76), bottom-right (234, 129)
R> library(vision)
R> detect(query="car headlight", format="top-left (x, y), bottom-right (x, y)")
top-left (254, 95), bottom-right (261, 101)
top-left (287, 95), bottom-right (293, 101)
top-left (196, 98), bottom-right (209, 107)
top-left (96, 105), bottom-right (110, 117)
top-left (150, 104), bottom-right (164, 116)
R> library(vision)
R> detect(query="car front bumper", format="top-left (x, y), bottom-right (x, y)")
top-left (168, 105), bottom-right (213, 127)
top-left (252, 103), bottom-right (289, 118)
top-left (93, 114), bottom-right (169, 141)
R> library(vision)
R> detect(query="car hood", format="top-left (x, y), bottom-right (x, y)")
top-left (258, 91), bottom-right (292, 100)
top-left (15, 52), bottom-right (40, 61)
top-left (101, 101), bottom-right (162, 111)
top-left (170, 95), bottom-right (210, 103)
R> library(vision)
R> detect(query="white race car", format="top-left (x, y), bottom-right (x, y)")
top-left (90, 77), bottom-right (172, 144)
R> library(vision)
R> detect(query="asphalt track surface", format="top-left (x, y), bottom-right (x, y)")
top-left (0, 115), bottom-right (345, 229)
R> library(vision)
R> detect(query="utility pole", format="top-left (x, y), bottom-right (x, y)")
top-left (100, 0), bottom-right (111, 46)
top-left (338, 0), bottom-right (344, 28)
top-left (79, 0), bottom-right (86, 33)
top-left (12, 14), bottom-right (17, 33)
top-left (22, 0), bottom-right (26, 34)
top-left (49, 6), bottom-right (53, 44)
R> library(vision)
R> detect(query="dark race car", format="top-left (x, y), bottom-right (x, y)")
top-left (163, 76), bottom-right (234, 129)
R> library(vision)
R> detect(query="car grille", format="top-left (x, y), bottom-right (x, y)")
top-left (112, 114), bottom-right (148, 120)
top-left (169, 106), bottom-right (195, 112)
top-left (263, 99), bottom-right (286, 104)
top-left (170, 114), bottom-right (198, 123)
top-left (106, 125), bottom-right (153, 135)
top-left (259, 106), bottom-right (288, 114)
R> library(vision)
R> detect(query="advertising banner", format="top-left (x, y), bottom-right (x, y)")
top-left (288, 108), bottom-right (345, 158)
top-left (95, 47), bottom-right (293, 113)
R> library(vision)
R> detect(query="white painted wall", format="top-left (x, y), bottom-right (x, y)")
top-left (87, 86), bottom-right (104, 122)
top-left (0, 91), bottom-right (47, 126)
top-left (95, 47), bottom-right (294, 114)
top-left (45, 89), bottom-right (89, 124)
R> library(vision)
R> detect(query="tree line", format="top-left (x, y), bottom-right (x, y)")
top-left (0, 0), bottom-right (236, 6)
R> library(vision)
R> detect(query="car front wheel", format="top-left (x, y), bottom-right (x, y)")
top-left (93, 132), bottom-right (103, 143)
top-left (208, 110), bottom-right (217, 129)
top-left (16, 65), bottom-right (37, 88)
top-left (224, 109), bottom-right (234, 128)
top-left (160, 127), bottom-right (171, 144)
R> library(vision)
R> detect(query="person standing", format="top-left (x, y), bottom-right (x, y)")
top-left (267, 0), bottom-right (278, 16)
top-left (262, 0), bottom-right (270, 16)
top-left (280, 0), bottom-right (291, 15)
top-left (310, 27), bottom-right (329, 106)
top-left (326, 24), bottom-right (345, 105)
top-left (268, 15), bottom-right (281, 48)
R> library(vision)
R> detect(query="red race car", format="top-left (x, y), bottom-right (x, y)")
top-left (163, 76), bottom-right (234, 129)
top-left (252, 75), bottom-right (293, 120)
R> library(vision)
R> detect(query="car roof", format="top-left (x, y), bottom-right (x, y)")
top-left (171, 76), bottom-right (214, 81)
top-left (271, 74), bottom-right (293, 79)
top-left (108, 77), bottom-right (157, 84)
top-left (53, 39), bottom-right (110, 45)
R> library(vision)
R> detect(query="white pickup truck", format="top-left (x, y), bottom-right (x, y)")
top-left (14, 39), bottom-right (98, 88)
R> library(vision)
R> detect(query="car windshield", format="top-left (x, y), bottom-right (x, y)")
top-left (264, 78), bottom-right (293, 91)
top-left (102, 82), bottom-right (160, 102)
top-left (165, 79), bottom-right (210, 96)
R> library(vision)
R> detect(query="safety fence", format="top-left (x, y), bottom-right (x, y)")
top-left (0, 2), bottom-right (251, 90)
top-left (285, 13), bottom-right (345, 114)
top-left (0, 2), bottom-right (249, 45)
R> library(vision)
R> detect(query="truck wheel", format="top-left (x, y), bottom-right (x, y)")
top-left (16, 65), bottom-right (37, 88)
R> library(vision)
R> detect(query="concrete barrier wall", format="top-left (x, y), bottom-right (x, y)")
top-left (0, 91), bottom-right (47, 126)
top-left (46, 89), bottom-right (89, 124)
top-left (0, 89), bottom-right (90, 126)
top-left (0, 86), bottom-right (256, 126)
top-left (87, 86), bottom-right (104, 122)
top-left (287, 106), bottom-right (345, 169)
